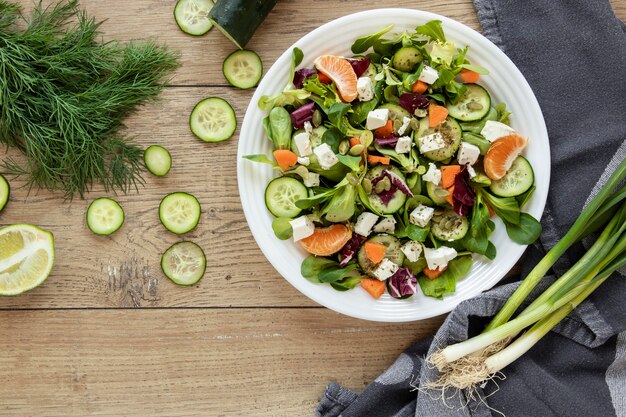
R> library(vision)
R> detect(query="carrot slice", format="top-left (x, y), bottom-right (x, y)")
top-left (361, 278), bottom-right (385, 299)
top-left (374, 120), bottom-right (394, 138)
top-left (364, 242), bottom-right (386, 264)
top-left (460, 69), bottom-right (480, 83)
top-left (349, 137), bottom-right (361, 147)
top-left (444, 185), bottom-right (455, 206)
top-left (423, 266), bottom-right (447, 280)
top-left (441, 165), bottom-right (461, 189)
top-left (412, 80), bottom-right (428, 94)
top-left (428, 103), bottom-right (449, 128)
top-left (273, 149), bottom-right (298, 171)
top-left (367, 155), bottom-right (390, 165)
top-left (317, 72), bottom-right (332, 84)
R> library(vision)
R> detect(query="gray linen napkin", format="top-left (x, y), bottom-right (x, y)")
top-left (317, 0), bottom-right (626, 415)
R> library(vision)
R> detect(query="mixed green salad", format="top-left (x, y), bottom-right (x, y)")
top-left (246, 20), bottom-right (541, 301)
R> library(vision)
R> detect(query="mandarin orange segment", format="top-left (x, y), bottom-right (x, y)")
top-left (299, 224), bottom-right (352, 256)
top-left (313, 55), bottom-right (358, 102)
top-left (483, 134), bottom-right (528, 180)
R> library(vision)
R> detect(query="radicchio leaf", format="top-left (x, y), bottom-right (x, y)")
top-left (370, 170), bottom-right (413, 206)
top-left (399, 93), bottom-right (430, 114)
top-left (290, 102), bottom-right (316, 129)
top-left (388, 268), bottom-right (417, 298)
top-left (339, 234), bottom-right (367, 267)
top-left (383, 170), bottom-right (414, 197)
top-left (453, 165), bottom-right (476, 216)
top-left (347, 57), bottom-right (371, 77)
top-left (374, 137), bottom-right (400, 147)
top-left (377, 187), bottom-right (398, 206)
top-left (293, 68), bottom-right (318, 89)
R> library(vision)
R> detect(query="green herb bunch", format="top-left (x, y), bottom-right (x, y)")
top-left (0, 0), bottom-right (180, 197)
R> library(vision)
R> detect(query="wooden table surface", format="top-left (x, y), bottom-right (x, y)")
top-left (2, 1), bottom-right (624, 416)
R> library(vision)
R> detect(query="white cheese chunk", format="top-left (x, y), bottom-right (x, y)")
top-left (357, 77), bottom-right (375, 102)
top-left (366, 108), bottom-right (389, 130)
top-left (354, 212), bottom-right (379, 237)
top-left (294, 132), bottom-right (312, 156)
top-left (409, 204), bottom-right (435, 227)
top-left (480, 120), bottom-right (516, 142)
top-left (423, 246), bottom-right (458, 271)
top-left (297, 156), bottom-right (310, 166)
top-left (422, 162), bottom-right (441, 185)
top-left (418, 65), bottom-right (439, 84)
top-left (418, 132), bottom-right (445, 153)
top-left (373, 258), bottom-right (399, 281)
top-left (395, 136), bottom-right (412, 154)
top-left (467, 165), bottom-right (477, 178)
top-left (313, 143), bottom-right (339, 169)
top-left (303, 172), bottom-right (320, 187)
top-left (373, 217), bottom-right (396, 234)
top-left (290, 216), bottom-right (314, 242)
top-left (397, 116), bottom-right (412, 136)
top-left (401, 241), bottom-right (423, 263)
top-left (304, 121), bottom-right (313, 134)
top-left (457, 142), bottom-right (481, 165)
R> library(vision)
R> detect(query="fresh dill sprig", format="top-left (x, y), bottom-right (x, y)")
top-left (0, 0), bottom-right (180, 198)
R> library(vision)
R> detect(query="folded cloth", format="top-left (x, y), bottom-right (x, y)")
top-left (317, 0), bottom-right (626, 416)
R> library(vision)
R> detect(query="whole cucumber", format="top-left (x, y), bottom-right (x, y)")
top-left (209, 0), bottom-right (279, 49)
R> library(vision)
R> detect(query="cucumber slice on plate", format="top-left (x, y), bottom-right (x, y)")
top-left (357, 234), bottom-right (405, 276)
top-left (446, 84), bottom-right (491, 122)
top-left (489, 155), bottom-right (534, 197)
top-left (431, 209), bottom-right (469, 241)
top-left (264, 176), bottom-right (308, 218)
top-left (223, 50), bottom-right (263, 89)
top-left (161, 241), bottom-right (207, 285)
top-left (87, 198), bottom-right (125, 236)
top-left (365, 165), bottom-right (408, 214)
top-left (159, 192), bottom-right (201, 234)
top-left (174, 0), bottom-right (214, 36)
top-left (144, 145), bottom-right (172, 177)
top-left (391, 46), bottom-right (423, 72)
top-left (416, 117), bottom-right (462, 162)
top-left (0, 175), bottom-right (10, 212)
top-left (190, 97), bottom-right (237, 142)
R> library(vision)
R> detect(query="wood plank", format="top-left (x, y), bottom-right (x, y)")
top-left (0, 309), bottom-right (444, 416)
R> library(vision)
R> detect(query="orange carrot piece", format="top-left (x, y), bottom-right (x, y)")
top-left (349, 137), bottom-right (361, 147)
top-left (460, 68), bottom-right (480, 83)
top-left (364, 242), bottom-right (386, 264)
top-left (486, 202), bottom-right (496, 218)
top-left (423, 266), bottom-right (447, 280)
top-left (412, 80), bottom-right (428, 94)
top-left (374, 120), bottom-right (394, 138)
top-left (317, 72), bottom-right (332, 84)
top-left (441, 165), bottom-right (462, 189)
top-left (361, 278), bottom-right (385, 299)
top-left (429, 103), bottom-right (449, 128)
top-left (273, 149), bottom-right (298, 171)
top-left (444, 185), bottom-right (455, 206)
top-left (367, 155), bottom-right (391, 165)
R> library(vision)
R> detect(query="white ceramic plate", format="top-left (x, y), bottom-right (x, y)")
top-left (237, 9), bottom-right (550, 322)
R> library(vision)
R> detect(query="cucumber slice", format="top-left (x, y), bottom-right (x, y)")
top-left (190, 97), bottom-right (237, 142)
top-left (489, 156), bottom-right (534, 197)
top-left (159, 192), bottom-right (201, 234)
top-left (223, 50), bottom-right (263, 89)
top-left (365, 165), bottom-right (408, 214)
top-left (174, 0), bottom-right (214, 36)
top-left (459, 106), bottom-right (498, 134)
top-left (416, 117), bottom-right (462, 161)
top-left (426, 181), bottom-right (451, 206)
top-left (264, 176), bottom-right (308, 218)
top-left (391, 46), bottom-right (423, 72)
top-left (87, 198), bottom-right (124, 236)
top-left (144, 145), bottom-right (172, 177)
top-left (431, 209), bottom-right (469, 241)
top-left (379, 103), bottom-right (411, 121)
top-left (446, 84), bottom-right (491, 122)
top-left (161, 241), bottom-right (207, 286)
top-left (357, 234), bottom-right (405, 276)
top-left (0, 175), bottom-right (9, 212)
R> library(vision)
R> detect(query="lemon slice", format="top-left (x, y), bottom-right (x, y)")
top-left (0, 224), bottom-right (55, 296)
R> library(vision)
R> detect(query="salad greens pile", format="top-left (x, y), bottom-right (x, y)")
top-left (246, 20), bottom-right (541, 301)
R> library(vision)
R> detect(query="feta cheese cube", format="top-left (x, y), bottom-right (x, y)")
top-left (304, 121), bottom-right (313, 134)
top-left (418, 65), bottom-right (439, 84)
top-left (366, 108), bottom-right (389, 130)
top-left (409, 204), bottom-right (435, 227)
top-left (289, 216), bottom-right (314, 242)
top-left (294, 132), bottom-right (312, 156)
top-left (373, 258), bottom-right (399, 281)
top-left (357, 77), bottom-right (374, 102)
top-left (297, 156), bottom-right (310, 166)
top-left (480, 120), bottom-right (516, 142)
top-left (354, 212), bottom-right (379, 237)
top-left (303, 172), bottom-right (320, 187)
top-left (418, 132), bottom-right (445, 153)
top-left (457, 142), bottom-right (481, 165)
top-left (401, 241), bottom-right (423, 263)
top-left (373, 217), bottom-right (396, 234)
top-left (467, 165), bottom-right (477, 178)
top-left (422, 162), bottom-right (441, 185)
top-left (397, 116), bottom-right (411, 136)
top-left (313, 143), bottom-right (339, 169)
top-left (395, 136), bottom-right (412, 154)
top-left (424, 246), bottom-right (458, 271)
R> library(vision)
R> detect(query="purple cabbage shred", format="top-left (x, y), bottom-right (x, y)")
top-left (290, 102), bottom-right (316, 129)
top-left (293, 68), bottom-right (317, 89)
top-left (399, 93), bottom-right (430, 114)
top-left (374, 137), bottom-right (400, 147)
top-left (453, 165), bottom-right (476, 216)
top-left (370, 170), bottom-right (413, 206)
top-left (339, 234), bottom-right (367, 267)
top-left (347, 57), bottom-right (371, 77)
top-left (388, 268), bottom-right (417, 298)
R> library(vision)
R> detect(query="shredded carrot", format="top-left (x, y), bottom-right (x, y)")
top-left (367, 155), bottom-right (391, 165)
top-left (460, 68), bottom-right (480, 84)
top-left (444, 185), bottom-right (455, 206)
top-left (412, 80), bottom-right (428, 94)
top-left (273, 149), bottom-right (298, 171)
top-left (486, 202), bottom-right (496, 218)
top-left (423, 266), bottom-right (447, 280)
top-left (428, 103), bottom-right (449, 128)
top-left (317, 72), bottom-right (332, 84)
top-left (349, 137), bottom-right (361, 147)
top-left (364, 242), bottom-right (386, 264)
top-left (361, 278), bottom-right (385, 299)
top-left (374, 120), bottom-right (394, 138)
top-left (441, 165), bottom-right (462, 189)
